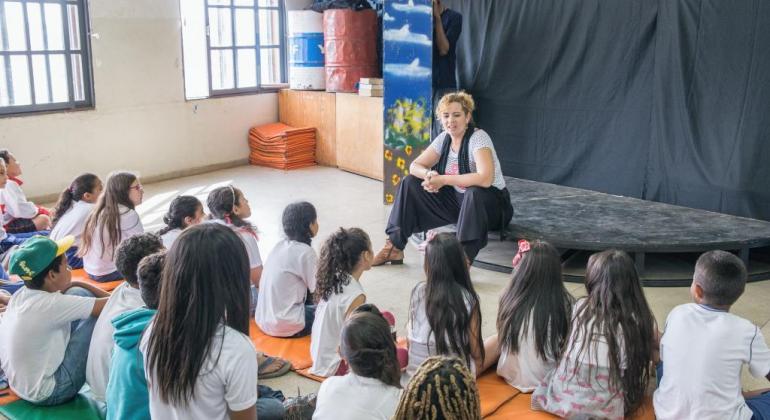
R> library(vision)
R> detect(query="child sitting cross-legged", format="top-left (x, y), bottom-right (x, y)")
top-left (654, 250), bottom-right (770, 420)
top-left (0, 236), bottom-right (110, 405)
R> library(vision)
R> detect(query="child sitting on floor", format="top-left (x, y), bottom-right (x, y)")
top-left (313, 310), bottom-right (402, 420)
top-left (158, 195), bottom-right (204, 249)
top-left (106, 251), bottom-right (165, 420)
top-left (86, 233), bottom-right (164, 402)
top-left (0, 150), bottom-right (52, 233)
top-left (50, 173), bottom-right (103, 269)
top-left (482, 239), bottom-right (573, 392)
top-left (309, 227), bottom-right (371, 377)
top-left (0, 159), bottom-right (45, 258)
top-left (0, 236), bottom-right (110, 405)
top-left (654, 250), bottom-right (770, 420)
top-left (141, 223), bottom-right (286, 420)
top-left (80, 171), bottom-right (144, 282)
top-left (405, 232), bottom-right (484, 383)
top-left (393, 356), bottom-right (481, 420)
top-left (256, 201), bottom-right (318, 337)
top-left (532, 250), bottom-right (658, 420)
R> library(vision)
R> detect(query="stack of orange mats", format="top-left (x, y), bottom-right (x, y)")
top-left (248, 122), bottom-right (317, 170)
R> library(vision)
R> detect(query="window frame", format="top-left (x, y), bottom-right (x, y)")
top-left (203, 0), bottom-right (287, 98)
top-left (0, 0), bottom-right (95, 117)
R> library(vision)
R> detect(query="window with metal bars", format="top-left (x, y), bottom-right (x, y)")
top-left (181, 0), bottom-right (286, 100)
top-left (0, 0), bottom-right (93, 116)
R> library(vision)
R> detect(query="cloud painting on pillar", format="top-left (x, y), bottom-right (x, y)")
top-left (382, 0), bottom-right (433, 204)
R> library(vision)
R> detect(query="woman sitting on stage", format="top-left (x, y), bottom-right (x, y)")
top-left (374, 91), bottom-right (513, 265)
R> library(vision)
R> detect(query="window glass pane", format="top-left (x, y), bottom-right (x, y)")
top-left (259, 47), bottom-right (280, 84)
top-left (236, 48), bottom-right (256, 88)
top-left (0, 15), bottom-right (4, 51)
top-left (208, 0), bottom-right (230, 5)
top-left (49, 54), bottom-right (68, 102)
top-left (258, 0), bottom-right (278, 6)
top-left (208, 7), bottom-right (232, 47)
top-left (258, 9), bottom-right (279, 46)
top-left (31, 54), bottom-right (50, 104)
top-left (5, 2), bottom-right (28, 51)
top-left (0, 57), bottom-right (9, 106)
top-left (44, 3), bottom-right (64, 51)
top-left (10, 55), bottom-right (31, 105)
top-left (27, 3), bottom-right (45, 51)
top-left (210, 49), bottom-right (234, 90)
top-left (67, 4), bottom-right (81, 50)
top-left (234, 0), bottom-right (254, 5)
top-left (71, 54), bottom-right (84, 101)
top-left (235, 9), bottom-right (255, 46)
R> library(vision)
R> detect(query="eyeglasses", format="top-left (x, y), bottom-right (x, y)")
top-left (129, 185), bottom-right (143, 191)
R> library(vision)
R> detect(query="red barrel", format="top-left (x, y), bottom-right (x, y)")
top-left (323, 9), bottom-right (379, 93)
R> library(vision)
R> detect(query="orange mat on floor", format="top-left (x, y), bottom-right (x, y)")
top-left (71, 269), bottom-right (123, 292)
top-left (248, 122), bottom-right (316, 170)
top-left (0, 389), bottom-right (20, 406)
top-left (248, 319), bottom-right (313, 370)
top-left (477, 369), bottom-right (521, 417)
top-left (484, 392), bottom-right (655, 420)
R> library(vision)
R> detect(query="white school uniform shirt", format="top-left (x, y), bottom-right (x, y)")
top-left (496, 314), bottom-right (558, 392)
top-left (50, 200), bottom-right (95, 247)
top-left (0, 287), bottom-right (94, 402)
top-left (313, 373), bottom-right (401, 420)
top-left (82, 205), bottom-right (144, 276)
top-left (309, 275), bottom-right (365, 376)
top-left (85, 282), bottom-right (144, 401)
top-left (405, 282), bottom-right (476, 383)
top-left (209, 220), bottom-right (262, 268)
top-left (160, 228), bottom-right (182, 249)
top-left (429, 128), bottom-right (507, 193)
top-left (654, 303), bottom-right (770, 420)
top-left (140, 321), bottom-right (258, 420)
top-left (255, 238), bottom-right (317, 336)
top-left (0, 179), bottom-right (38, 224)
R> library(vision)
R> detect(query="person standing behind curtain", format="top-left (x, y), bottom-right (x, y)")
top-left (432, 0), bottom-right (462, 140)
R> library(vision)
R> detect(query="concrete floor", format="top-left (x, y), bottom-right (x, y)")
top-left (133, 164), bottom-right (770, 395)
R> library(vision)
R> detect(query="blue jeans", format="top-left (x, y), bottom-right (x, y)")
top-left (88, 270), bottom-right (123, 282)
top-left (250, 285), bottom-right (258, 316)
top-left (0, 230), bottom-right (47, 254)
top-left (290, 305), bottom-right (316, 338)
top-left (257, 384), bottom-right (285, 419)
top-left (35, 287), bottom-right (97, 406)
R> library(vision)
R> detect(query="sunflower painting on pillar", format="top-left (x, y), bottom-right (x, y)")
top-left (382, 0), bottom-right (433, 204)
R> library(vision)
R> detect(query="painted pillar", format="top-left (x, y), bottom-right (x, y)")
top-left (382, 0), bottom-right (433, 204)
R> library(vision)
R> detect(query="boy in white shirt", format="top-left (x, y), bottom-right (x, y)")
top-left (0, 236), bottom-right (109, 405)
top-left (0, 150), bottom-right (52, 233)
top-left (654, 250), bottom-right (770, 420)
top-left (86, 232), bottom-right (164, 401)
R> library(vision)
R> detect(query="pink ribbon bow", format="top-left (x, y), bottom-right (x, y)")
top-left (511, 239), bottom-right (531, 268)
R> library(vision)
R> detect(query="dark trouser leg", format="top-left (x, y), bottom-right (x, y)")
top-left (386, 175), bottom-right (461, 250)
top-left (456, 187), bottom-right (509, 261)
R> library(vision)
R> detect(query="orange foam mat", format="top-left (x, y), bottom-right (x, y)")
top-left (477, 369), bottom-right (521, 417)
top-left (295, 367), bottom-right (326, 383)
top-left (0, 389), bottom-right (20, 406)
top-left (70, 269), bottom-right (123, 292)
top-left (248, 320), bottom-right (312, 370)
top-left (484, 393), bottom-right (655, 420)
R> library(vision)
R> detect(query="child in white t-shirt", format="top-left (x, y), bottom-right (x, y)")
top-left (654, 250), bottom-right (770, 420)
top-left (256, 201), bottom-right (318, 337)
top-left (158, 195), bottom-right (204, 249)
top-left (0, 236), bottom-right (109, 405)
top-left (482, 239), bottom-right (573, 392)
top-left (50, 173), bottom-right (103, 268)
top-left (80, 171), bottom-right (145, 282)
top-left (313, 310), bottom-right (402, 420)
top-left (0, 150), bottom-right (52, 233)
top-left (309, 228), bottom-right (371, 377)
top-left (85, 233), bottom-right (164, 402)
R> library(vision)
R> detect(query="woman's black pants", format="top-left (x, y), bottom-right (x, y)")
top-left (386, 175), bottom-right (514, 261)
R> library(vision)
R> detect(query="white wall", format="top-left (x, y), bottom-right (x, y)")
top-left (0, 0), bottom-right (279, 199)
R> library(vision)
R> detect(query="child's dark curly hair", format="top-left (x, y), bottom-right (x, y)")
top-left (282, 201), bottom-right (316, 246)
top-left (115, 232), bottom-right (164, 286)
top-left (315, 227), bottom-right (370, 303)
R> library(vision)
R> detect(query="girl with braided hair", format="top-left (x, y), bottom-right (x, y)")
top-left (393, 356), bottom-right (481, 420)
top-left (374, 91), bottom-right (513, 265)
top-left (309, 227), bottom-right (372, 377)
top-left (313, 311), bottom-right (402, 419)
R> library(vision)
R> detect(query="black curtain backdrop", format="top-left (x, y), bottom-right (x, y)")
top-left (443, 0), bottom-right (770, 220)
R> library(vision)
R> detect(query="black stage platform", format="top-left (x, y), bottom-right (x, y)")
top-left (470, 178), bottom-right (770, 286)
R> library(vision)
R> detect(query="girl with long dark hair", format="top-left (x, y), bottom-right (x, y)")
top-left (482, 239), bottom-right (573, 392)
top-left (80, 171), bottom-right (144, 282)
top-left (405, 232), bottom-right (484, 382)
top-left (158, 195), bottom-right (204, 249)
top-left (50, 173), bottom-right (102, 268)
top-left (532, 250), bottom-right (658, 419)
top-left (141, 223), bottom-right (285, 420)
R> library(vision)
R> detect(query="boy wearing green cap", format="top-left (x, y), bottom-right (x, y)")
top-left (0, 235), bottom-right (110, 405)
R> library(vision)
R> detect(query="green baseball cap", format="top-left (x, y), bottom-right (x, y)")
top-left (9, 235), bottom-right (75, 281)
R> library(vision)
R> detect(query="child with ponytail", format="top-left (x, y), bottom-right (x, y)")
top-left (158, 196), bottom-right (204, 249)
top-left (50, 173), bottom-right (103, 268)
